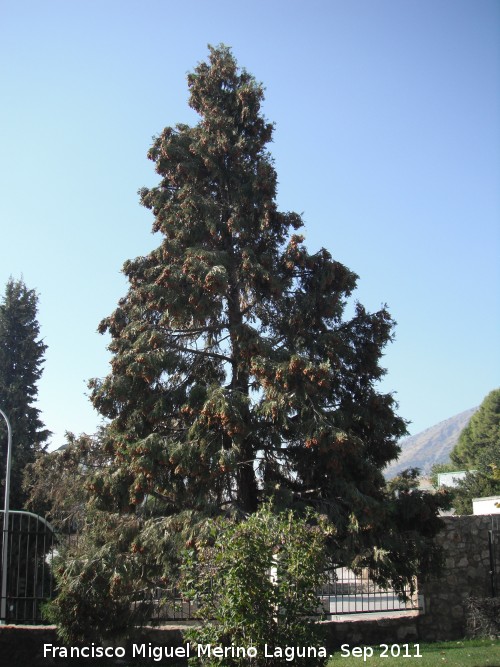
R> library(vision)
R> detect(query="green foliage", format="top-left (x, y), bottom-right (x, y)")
top-left (451, 388), bottom-right (500, 469)
top-left (42, 511), bottom-right (146, 643)
top-left (87, 44), bottom-right (423, 556)
top-left (452, 467), bottom-right (500, 515)
top-left (370, 469), bottom-right (449, 593)
top-left (31, 433), bottom-right (219, 642)
top-left (182, 507), bottom-right (332, 667)
top-left (24, 431), bottom-right (108, 529)
top-left (0, 278), bottom-right (50, 508)
top-left (41, 46), bottom-right (448, 643)
top-left (442, 389), bottom-right (500, 514)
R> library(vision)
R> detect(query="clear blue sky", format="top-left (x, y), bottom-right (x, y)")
top-left (1, 0), bottom-right (499, 449)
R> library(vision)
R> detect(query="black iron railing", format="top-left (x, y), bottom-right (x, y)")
top-left (0, 510), bottom-right (58, 624)
top-left (317, 567), bottom-right (419, 617)
top-left (0, 514), bottom-right (421, 625)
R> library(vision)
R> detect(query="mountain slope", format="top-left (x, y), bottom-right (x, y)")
top-left (385, 407), bottom-right (478, 478)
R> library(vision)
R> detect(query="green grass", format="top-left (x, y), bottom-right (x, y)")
top-left (328, 639), bottom-right (500, 667)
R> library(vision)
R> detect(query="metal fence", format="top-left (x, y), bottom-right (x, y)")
top-left (133, 567), bottom-right (420, 625)
top-left (318, 567), bottom-right (419, 618)
top-left (0, 510), bottom-right (58, 624)
top-left (488, 516), bottom-right (500, 598)
top-left (0, 511), bottom-right (419, 625)
top-left (133, 587), bottom-right (202, 624)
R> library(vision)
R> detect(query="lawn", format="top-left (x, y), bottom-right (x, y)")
top-left (327, 639), bottom-right (500, 667)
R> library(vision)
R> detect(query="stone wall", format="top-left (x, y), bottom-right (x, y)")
top-left (416, 514), bottom-right (499, 641)
top-left (0, 625), bottom-right (59, 667)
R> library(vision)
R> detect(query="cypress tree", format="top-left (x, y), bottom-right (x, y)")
top-left (0, 278), bottom-right (50, 508)
top-left (89, 45), bottom-right (408, 539)
top-left (41, 47), bottom-right (448, 642)
top-left (450, 388), bottom-right (500, 469)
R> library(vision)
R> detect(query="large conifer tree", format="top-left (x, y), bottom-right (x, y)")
top-left (41, 48), bottom-right (448, 641)
top-left (447, 388), bottom-right (500, 514)
top-left (89, 45), bottom-right (409, 538)
top-left (450, 388), bottom-right (500, 469)
top-left (0, 278), bottom-right (50, 508)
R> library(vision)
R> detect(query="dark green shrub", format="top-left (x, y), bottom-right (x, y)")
top-left (182, 507), bottom-right (332, 666)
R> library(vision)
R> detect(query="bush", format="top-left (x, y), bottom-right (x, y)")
top-left (42, 512), bottom-right (147, 643)
top-left (466, 596), bottom-right (500, 639)
top-left (182, 507), bottom-right (333, 666)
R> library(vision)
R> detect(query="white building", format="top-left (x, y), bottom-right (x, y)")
top-left (437, 471), bottom-right (470, 488)
top-left (472, 496), bottom-right (500, 515)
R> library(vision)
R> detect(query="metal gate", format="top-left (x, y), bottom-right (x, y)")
top-left (137, 569), bottom-right (420, 624)
top-left (318, 566), bottom-right (420, 617)
top-left (488, 516), bottom-right (500, 598)
top-left (0, 510), bottom-right (57, 624)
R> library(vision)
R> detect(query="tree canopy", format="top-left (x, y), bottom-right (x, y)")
top-left (89, 45), bottom-right (408, 529)
top-left (450, 388), bottom-right (500, 470)
top-left (447, 388), bottom-right (500, 514)
top-left (39, 46), bottom-right (447, 641)
top-left (0, 278), bottom-right (50, 508)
